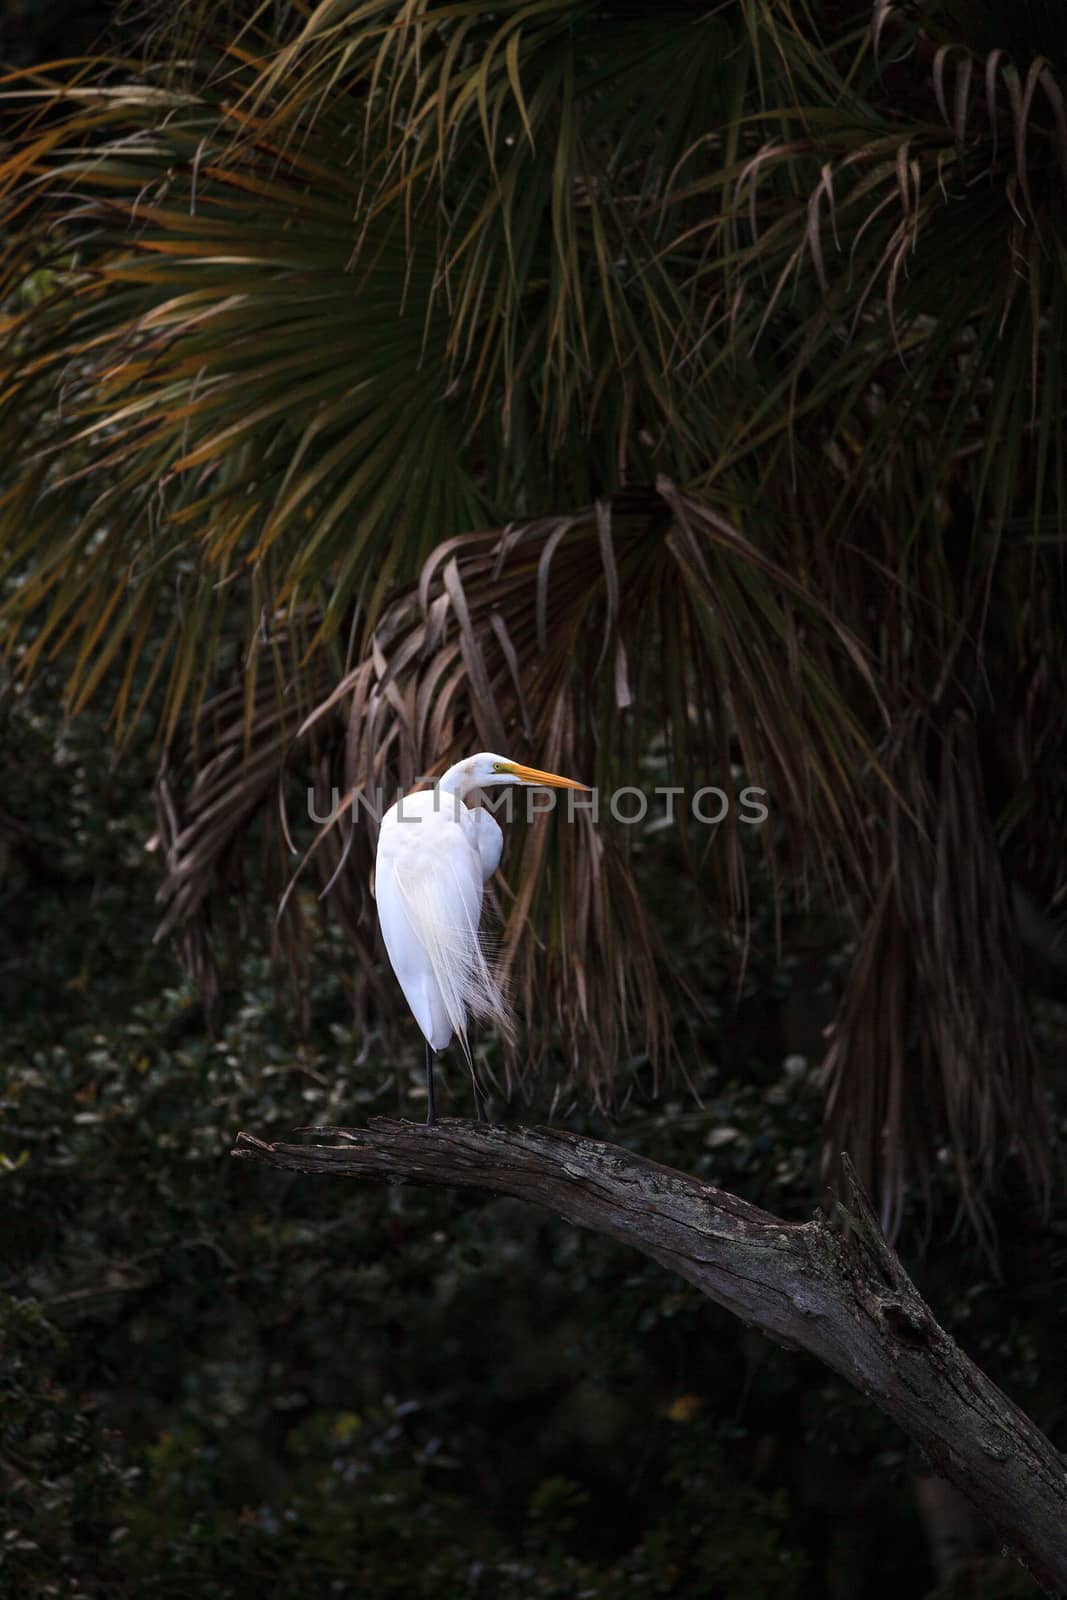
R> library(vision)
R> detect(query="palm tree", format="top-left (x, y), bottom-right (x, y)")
top-left (2, 0), bottom-right (1063, 1240)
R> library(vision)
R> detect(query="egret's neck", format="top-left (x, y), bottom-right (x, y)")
top-left (438, 761), bottom-right (475, 799)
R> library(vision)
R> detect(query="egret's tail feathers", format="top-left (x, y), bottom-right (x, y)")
top-left (394, 864), bottom-right (514, 1057)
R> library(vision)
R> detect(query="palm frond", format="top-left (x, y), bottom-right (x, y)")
top-left (274, 482), bottom-right (878, 1094)
top-left (151, 602), bottom-right (386, 1026)
top-left (5, 0), bottom-right (1065, 1240)
top-left (822, 707), bottom-right (1053, 1250)
top-left (656, 1), bottom-right (1067, 549)
top-left (0, 54), bottom-right (486, 736)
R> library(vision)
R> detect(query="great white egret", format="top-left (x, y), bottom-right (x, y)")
top-left (375, 754), bottom-right (589, 1123)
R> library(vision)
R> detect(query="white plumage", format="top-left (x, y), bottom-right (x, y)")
top-left (373, 752), bottom-right (588, 1122)
top-left (375, 787), bottom-right (507, 1053)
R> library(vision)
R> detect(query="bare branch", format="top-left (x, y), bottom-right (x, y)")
top-left (233, 1120), bottom-right (1067, 1594)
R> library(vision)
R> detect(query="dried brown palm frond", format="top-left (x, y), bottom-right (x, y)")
top-left (154, 455), bottom-right (1061, 1239)
top-left (657, 1), bottom-right (1067, 553)
top-left (150, 605), bottom-right (384, 1027)
top-left (279, 481), bottom-right (879, 1098)
top-left (822, 707), bottom-right (1054, 1250)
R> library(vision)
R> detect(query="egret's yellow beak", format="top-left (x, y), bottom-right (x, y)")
top-left (504, 762), bottom-right (590, 791)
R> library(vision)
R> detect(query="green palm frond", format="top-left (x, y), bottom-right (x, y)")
top-left (0, 53), bottom-right (487, 737)
top-left (236, 0), bottom-right (766, 496)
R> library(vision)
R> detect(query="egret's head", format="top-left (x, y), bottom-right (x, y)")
top-left (454, 752), bottom-right (589, 795)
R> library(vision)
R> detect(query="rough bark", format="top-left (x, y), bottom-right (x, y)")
top-left (233, 1119), bottom-right (1067, 1594)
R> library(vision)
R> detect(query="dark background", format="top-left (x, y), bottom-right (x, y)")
top-left (0, 1), bottom-right (116, 65)
top-left (1, 5), bottom-right (1062, 1598)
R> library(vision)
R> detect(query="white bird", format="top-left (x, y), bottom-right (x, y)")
top-left (374, 753), bottom-right (589, 1123)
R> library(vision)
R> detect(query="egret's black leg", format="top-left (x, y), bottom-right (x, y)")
top-left (471, 1068), bottom-right (487, 1123)
top-left (424, 1039), bottom-right (437, 1127)
top-left (470, 1075), bottom-right (489, 1126)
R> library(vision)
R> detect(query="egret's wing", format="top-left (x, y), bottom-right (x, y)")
top-left (375, 793), bottom-right (511, 1054)
top-left (467, 805), bottom-right (504, 882)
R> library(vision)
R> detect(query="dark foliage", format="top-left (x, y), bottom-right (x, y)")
top-left (1, 673), bottom-right (1064, 1597)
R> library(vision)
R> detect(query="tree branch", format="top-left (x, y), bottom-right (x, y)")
top-left (233, 1119), bottom-right (1067, 1594)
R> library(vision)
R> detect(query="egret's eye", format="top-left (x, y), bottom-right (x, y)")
top-left (492, 761), bottom-right (506, 773)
